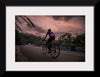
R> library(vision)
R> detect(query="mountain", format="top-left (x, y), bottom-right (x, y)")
top-left (16, 30), bottom-right (42, 45)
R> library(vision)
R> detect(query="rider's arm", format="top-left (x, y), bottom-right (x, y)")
top-left (44, 32), bottom-right (48, 40)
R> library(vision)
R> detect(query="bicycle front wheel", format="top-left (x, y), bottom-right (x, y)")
top-left (51, 46), bottom-right (60, 59)
top-left (42, 45), bottom-right (47, 55)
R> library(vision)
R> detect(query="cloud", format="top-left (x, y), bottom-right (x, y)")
top-left (34, 24), bottom-right (46, 33)
top-left (16, 16), bottom-right (85, 39)
top-left (52, 16), bottom-right (73, 21)
top-left (52, 16), bottom-right (85, 22)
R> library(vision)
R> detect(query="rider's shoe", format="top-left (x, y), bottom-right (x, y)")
top-left (48, 50), bottom-right (51, 53)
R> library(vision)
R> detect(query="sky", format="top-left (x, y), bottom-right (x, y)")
top-left (16, 16), bottom-right (85, 40)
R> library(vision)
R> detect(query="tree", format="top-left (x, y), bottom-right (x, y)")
top-left (15, 16), bottom-right (37, 45)
top-left (73, 33), bottom-right (85, 47)
top-left (16, 30), bottom-right (25, 45)
top-left (15, 16), bottom-right (35, 32)
top-left (58, 33), bottom-right (73, 46)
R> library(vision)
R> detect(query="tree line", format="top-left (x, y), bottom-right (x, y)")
top-left (16, 30), bottom-right (85, 48)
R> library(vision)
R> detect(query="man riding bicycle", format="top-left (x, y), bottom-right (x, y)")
top-left (44, 29), bottom-right (55, 53)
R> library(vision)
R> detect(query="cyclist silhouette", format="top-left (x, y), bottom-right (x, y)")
top-left (44, 29), bottom-right (55, 53)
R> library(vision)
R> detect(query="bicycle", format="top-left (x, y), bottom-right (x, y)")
top-left (42, 40), bottom-right (60, 59)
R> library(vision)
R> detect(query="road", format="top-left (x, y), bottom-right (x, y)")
top-left (16, 45), bottom-right (85, 62)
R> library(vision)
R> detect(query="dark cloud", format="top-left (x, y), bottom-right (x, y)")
top-left (76, 16), bottom-right (85, 25)
top-left (55, 32), bottom-right (66, 34)
top-left (52, 16), bottom-right (73, 21)
top-left (52, 16), bottom-right (85, 22)
top-left (34, 25), bottom-right (45, 33)
top-left (52, 16), bottom-right (62, 20)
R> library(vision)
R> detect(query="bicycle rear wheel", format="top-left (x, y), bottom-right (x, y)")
top-left (51, 46), bottom-right (60, 59)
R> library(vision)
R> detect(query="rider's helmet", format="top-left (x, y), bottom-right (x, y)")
top-left (48, 29), bottom-right (51, 32)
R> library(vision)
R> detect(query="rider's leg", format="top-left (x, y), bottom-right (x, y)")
top-left (49, 42), bottom-right (52, 50)
top-left (47, 38), bottom-right (52, 53)
top-left (49, 37), bottom-right (55, 50)
top-left (47, 38), bottom-right (50, 50)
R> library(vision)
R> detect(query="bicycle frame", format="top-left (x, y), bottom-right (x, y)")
top-left (42, 40), bottom-right (60, 59)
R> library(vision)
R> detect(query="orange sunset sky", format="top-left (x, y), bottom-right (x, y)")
top-left (16, 16), bottom-right (85, 40)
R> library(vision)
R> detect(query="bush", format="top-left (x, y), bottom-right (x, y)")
top-left (71, 46), bottom-right (76, 51)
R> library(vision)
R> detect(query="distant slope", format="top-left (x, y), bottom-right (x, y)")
top-left (16, 30), bottom-right (41, 45)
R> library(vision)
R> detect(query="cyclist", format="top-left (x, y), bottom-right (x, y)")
top-left (44, 29), bottom-right (55, 53)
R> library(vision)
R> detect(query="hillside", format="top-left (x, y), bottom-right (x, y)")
top-left (16, 30), bottom-right (41, 45)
